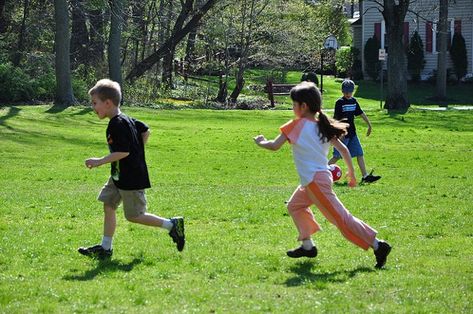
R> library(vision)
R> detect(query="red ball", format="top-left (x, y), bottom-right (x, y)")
top-left (329, 164), bottom-right (342, 181)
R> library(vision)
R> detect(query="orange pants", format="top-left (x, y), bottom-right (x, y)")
top-left (286, 171), bottom-right (377, 250)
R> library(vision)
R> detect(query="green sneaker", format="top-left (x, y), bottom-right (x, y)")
top-left (168, 217), bottom-right (185, 251)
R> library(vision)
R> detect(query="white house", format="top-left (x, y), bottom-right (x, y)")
top-left (350, 0), bottom-right (473, 80)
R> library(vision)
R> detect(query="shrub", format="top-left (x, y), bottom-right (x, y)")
top-left (407, 31), bottom-right (425, 82)
top-left (335, 46), bottom-right (353, 78)
top-left (450, 32), bottom-right (468, 80)
top-left (0, 63), bottom-right (34, 102)
top-left (364, 36), bottom-right (381, 80)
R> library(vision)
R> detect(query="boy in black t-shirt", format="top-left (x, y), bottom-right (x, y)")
top-left (328, 80), bottom-right (381, 183)
top-left (78, 79), bottom-right (185, 259)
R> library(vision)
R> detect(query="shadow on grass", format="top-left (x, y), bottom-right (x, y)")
top-left (63, 257), bottom-right (143, 281)
top-left (45, 104), bottom-right (71, 114)
top-left (284, 261), bottom-right (374, 287)
top-left (0, 106), bottom-right (21, 126)
top-left (69, 107), bottom-right (93, 116)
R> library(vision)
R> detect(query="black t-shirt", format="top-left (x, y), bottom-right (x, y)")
top-left (333, 97), bottom-right (364, 138)
top-left (106, 113), bottom-right (151, 190)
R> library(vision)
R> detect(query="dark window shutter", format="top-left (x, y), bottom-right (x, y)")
top-left (426, 21), bottom-right (432, 52)
top-left (375, 23), bottom-right (381, 41)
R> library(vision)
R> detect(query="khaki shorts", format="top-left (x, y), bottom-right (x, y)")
top-left (98, 177), bottom-right (147, 219)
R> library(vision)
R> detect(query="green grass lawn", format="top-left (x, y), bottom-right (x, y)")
top-left (1, 105), bottom-right (472, 313)
top-left (178, 69), bottom-right (473, 111)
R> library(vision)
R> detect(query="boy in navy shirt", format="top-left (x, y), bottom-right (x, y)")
top-left (328, 80), bottom-right (381, 183)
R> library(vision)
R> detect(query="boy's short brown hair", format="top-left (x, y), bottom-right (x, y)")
top-left (88, 79), bottom-right (122, 106)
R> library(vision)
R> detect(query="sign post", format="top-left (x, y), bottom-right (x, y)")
top-left (321, 35), bottom-right (338, 94)
top-left (378, 48), bottom-right (386, 109)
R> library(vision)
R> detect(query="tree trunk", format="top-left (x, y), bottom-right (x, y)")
top-left (0, 0), bottom-right (7, 33)
top-left (435, 0), bottom-right (448, 100)
top-left (382, 0), bottom-right (410, 113)
top-left (108, 0), bottom-right (123, 85)
top-left (229, 65), bottom-right (245, 103)
top-left (126, 0), bottom-right (218, 82)
top-left (12, 0), bottom-right (29, 66)
top-left (70, 0), bottom-right (89, 69)
top-left (162, 0), bottom-right (193, 88)
top-left (88, 8), bottom-right (105, 66)
top-left (185, 28), bottom-right (198, 62)
top-left (54, 0), bottom-right (76, 106)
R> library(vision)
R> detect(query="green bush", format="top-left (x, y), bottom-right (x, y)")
top-left (364, 36), bottom-right (381, 80)
top-left (0, 63), bottom-right (34, 102)
top-left (407, 31), bottom-right (425, 82)
top-left (335, 46), bottom-right (353, 78)
top-left (450, 32), bottom-right (468, 80)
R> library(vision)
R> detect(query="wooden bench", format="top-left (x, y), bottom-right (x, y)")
top-left (264, 79), bottom-right (296, 107)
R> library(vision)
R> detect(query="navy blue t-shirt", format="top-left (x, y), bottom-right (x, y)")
top-left (106, 113), bottom-right (151, 190)
top-left (333, 97), bottom-right (364, 138)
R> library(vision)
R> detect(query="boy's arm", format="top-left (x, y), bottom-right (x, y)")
top-left (142, 130), bottom-right (150, 145)
top-left (330, 137), bottom-right (357, 187)
top-left (85, 152), bottom-right (130, 168)
top-left (360, 113), bottom-right (372, 137)
top-left (254, 133), bottom-right (287, 151)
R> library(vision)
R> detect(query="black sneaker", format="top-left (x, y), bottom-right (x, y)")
top-left (362, 170), bottom-right (381, 183)
top-left (168, 217), bottom-right (185, 252)
top-left (78, 244), bottom-right (112, 259)
top-left (374, 241), bottom-right (392, 268)
top-left (286, 246), bottom-right (318, 258)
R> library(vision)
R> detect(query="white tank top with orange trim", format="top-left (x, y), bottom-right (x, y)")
top-left (280, 118), bottom-right (330, 186)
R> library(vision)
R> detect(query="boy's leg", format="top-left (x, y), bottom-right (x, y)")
top-left (104, 204), bottom-right (117, 237)
top-left (306, 171), bottom-right (377, 250)
top-left (121, 190), bottom-right (185, 251)
top-left (328, 156), bottom-right (340, 165)
top-left (78, 178), bottom-right (119, 258)
top-left (356, 155), bottom-right (368, 178)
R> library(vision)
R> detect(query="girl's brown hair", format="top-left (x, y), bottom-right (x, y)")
top-left (290, 82), bottom-right (348, 142)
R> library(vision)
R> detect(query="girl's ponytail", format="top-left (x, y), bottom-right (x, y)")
top-left (317, 110), bottom-right (349, 142)
top-left (290, 82), bottom-right (349, 142)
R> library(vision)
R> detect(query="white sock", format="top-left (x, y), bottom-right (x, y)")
top-left (372, 238), bottom-right (379, 251)
top-left (302, 239), bottom-right (314, 250)
top-left (161, 219), bottom-right (173, 231)
top-left (101, 236), bottom-right (113, 250)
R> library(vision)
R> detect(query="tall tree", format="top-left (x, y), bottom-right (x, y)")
top-left (12, 0), bottom-right (30, 66)
top-left (70, 0), bottom-right (89, 69)
top-left (380, 0), bottom-right (410, 113)
top-left (0, 0), bottom-right (7, 33)
top-left (435, 0), bottom-right (448, 100)
top-left (109, 0), bottom-right (123, 85)
top-left (126, 0), bottom-right (218, 82)
top-left (88, 5), bottom-right (106, 66)
top-left (54, 0), bottom-right (76, 106)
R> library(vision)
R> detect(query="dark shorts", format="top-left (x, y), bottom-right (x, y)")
top-left (333, 135), bottom-right (364, 158)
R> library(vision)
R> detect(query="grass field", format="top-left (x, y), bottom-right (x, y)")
top-left (1, 105), bottom-right (472, 313)
top-left (179, 69), bottom-right (473, 111)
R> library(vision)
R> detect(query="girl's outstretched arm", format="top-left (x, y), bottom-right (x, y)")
top-left (254, 133), bottom-right (287, 151)
top-left (330, 137), bottom-right (357, 187)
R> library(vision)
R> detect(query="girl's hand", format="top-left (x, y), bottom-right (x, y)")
top-left (253, 135), bottom-right (266, 144)
top-left (347, 172), bottom-right (357, 188)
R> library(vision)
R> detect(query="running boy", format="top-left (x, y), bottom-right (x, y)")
top-left (254, 82), bottom-right (391, 268)
top-left (328, 79), bottom-right (381, 183)
top-left (78, 79), bottom-right (185, 259)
